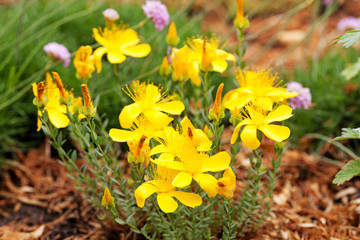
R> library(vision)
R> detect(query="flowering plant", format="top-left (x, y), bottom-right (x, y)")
top-left (32, 2), bottom-right (300, 238)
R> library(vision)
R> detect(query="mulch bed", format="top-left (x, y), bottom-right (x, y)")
top-left (1, 136), bottom-right (360, 239)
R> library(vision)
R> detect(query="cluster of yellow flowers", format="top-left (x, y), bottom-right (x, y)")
top-left (160, 22), bottom-right (235, 86)
top-left (109, 81), bottom-right (235, 213)
top-left (223, 69), bottom-right (298, 149)
top-left (32, 72), bottom-right (95, 131)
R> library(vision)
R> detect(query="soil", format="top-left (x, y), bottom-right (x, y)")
top-left (2, 0), bottom-right (360, 239)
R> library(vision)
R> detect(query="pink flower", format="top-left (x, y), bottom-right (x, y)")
top-left (286, 82), bottom-right (311, 110)
top-left (337, 17), bottom-right (360, 32)
top-left (102, 8), bottom-right (119, 24)
top-left (142, 1), bottom-right (169, 32)
top-left (43, 42), bottom-right (71, 67)
top-left (322, 0), bottom-right (333, 5)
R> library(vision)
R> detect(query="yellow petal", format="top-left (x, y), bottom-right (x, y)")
top-left (32, 83), bottom-right (38, 97)
top-left (230, 119), bottom-right (252, 144)
top-left (201, 151), bottom-right (230, 172)
top-left (93, 28), bottom-right (109, 47)
top-left (109, 128), bottom-right (138, 142)
top-left (119, 103), bottom-right (141, 129)
top-left (93, 47), bottom-right (107, 73)
top-left (149, 144), bottom-right (169, 156)
top-left (193, 173), bottom-right (218, 197)
top-left (157, 193), bottom-right (178, 213)
top-left (265, 105), bottom-right (293, 124)
top-left (47, 109), bottom-right (70, 129)
top-left (188, 61), bottom-right (201, 86)
top-left (171, 191), bottom-right (202, 208)
top-left (134, 181), bottom-right (158, 208)
top-left (107, 51), bottom-right (126, 64)
top-left (172, 172), bottom-right (193, 188)
top-left (37, 116), bottom-right (42, 132)
top-left (154, 101), bottom-right (185, 115)
top-left (122, 44), bottom-right (151, 58)
top-left (118, 28), bottom-right (141, 48)
top-left (152, 158), bottom-right (184, 171)
top-left (240, 125), bottom-right (260, 150)
top-left (258, 124), bottom-right (290, 142)
top-left (211, 59), bottom-right (228, 73)
top-left (267, 88), bottom-right (299, 100)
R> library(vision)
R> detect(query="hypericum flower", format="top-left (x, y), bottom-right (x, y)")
top-left (151, 127), bottom-right (231, 197)
top-left (234, 0), bottom-right (249, 30)
top-left (286, 81), bottom-right (311, 110)
top-left (217, 167), bottom-right (236, 199)
top-left (223, 69), bottom-right (298, 111)
top-left (102, 8), bottom-right (119, 25)
top-left (188, 38), bottom-right (236, 73)
top-left (337, 17), bottom-right (360, 31)
top-left (81, 84), bottom-right (96, 118)
top-left (109, 114), bottom-right (173, 165)
top-left (150, 116), bottom-right (212, 156)
top-left (135, 166), bottom-right (202, 213)
top-left (93, 25), bottom-right (151, 72)
top-left (230, 103), bottom-right (293, 149)
top-left (102, 187), bottom-right (115, 209)
top-left (171, 45), bottom-right (201, 85)
top-left (74, 46), bottom-right (96, 81)
top-left (142, 1), bottom-right (169, 32)
top-left (119, 81), bottom-right (185, 128)
top-left (43, 42), bottom-right (71, 67)
top-left (166, 22), bottom-right (179, 47)
top-left (209, 83), bottom-right (225, 122)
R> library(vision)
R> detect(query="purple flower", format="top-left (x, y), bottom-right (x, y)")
top-left (102, 8), bottom-right (119, 24)
top-left (142, 1), bottom-right (169, 32)
top-left (43, 42), bottom-right (71, 67)
top-left (322, 0), bottom-right (333, 5)
top-left (286, 81), bottom-right (312, 110)
top-left (337, 17), bottom-right (360, 32)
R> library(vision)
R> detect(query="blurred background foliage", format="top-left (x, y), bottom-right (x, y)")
top-left (1, 0), bottom-right (360, 160)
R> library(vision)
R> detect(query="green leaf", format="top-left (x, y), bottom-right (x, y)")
top-left (341, 58), bottom-right (360, 80)
top-left (330, 128), bottom-right (360, 142)
top-left (333, 159), bottom-right (360, 185)
top-left (115, 218), bottom-right (126, 225)
top-left (334, 29), bottom-right (360, 48)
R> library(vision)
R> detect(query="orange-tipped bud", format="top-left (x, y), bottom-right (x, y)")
top-left (81, 84), bottom-right (92, 108)
top-left (209, 83), bottom-right (225, 122)
top-left (37, 82), bottom-right (45, 102)
top-left (102, 187), bottom-right (115, 209)
top-left (159, 56), bottom-right (171, 76)
top-left (166, 22), bottom-right (180, 47)
top-left (52, 72), bottom-right (66, 98)
top-left (234, 0), bottom-right (249, 30)
top-left (81, 84), bottom-right (96, 118)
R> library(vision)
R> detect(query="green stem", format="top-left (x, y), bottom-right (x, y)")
top-left (150, 197), bottom-right (173, 237)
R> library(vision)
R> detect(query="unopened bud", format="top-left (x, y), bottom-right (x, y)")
top-left (52, 72), bottom-right (66, 98)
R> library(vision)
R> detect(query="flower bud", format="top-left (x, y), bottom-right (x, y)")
top-left (166, 22), bottom-right (180, 47)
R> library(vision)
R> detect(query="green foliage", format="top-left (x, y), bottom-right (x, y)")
top-left (341, 57), bottom-right (360, 81)
top-left (333, 159), bottom-right (360, 185)
top-left (333, 29), bottom-right (360, 48)
top-left (331, 127), bottom-right (360, 142)
top-left (284, 48), bottom-right (360, 150)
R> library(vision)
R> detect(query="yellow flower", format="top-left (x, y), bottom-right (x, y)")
top-left (135, 166), bottom-right (202, 213)
top-left (223, 69), bottom-right (298, 111)
top-left (102, 187), bottom-right (115, 209)
top-left (109, 114), bottom-right (173, 165)
top-left (151, 126), bottom-right (231, 197)
top-left (119, 81), bottom-right (185, 129)
top-left (93, 25), bottom-right (151, 72)
top-left (74, 46), bottom-right (96, 80)
top-left (166, 21), bottom-right (179, 47)
top-left (217, 167), bottom-right (236, 199)
top-left (230, 103), bottom-right (293, 149)
top-left (209, 83), bottom-right (225, 122)
top-left (188, 38), bottom-right (235, 73)
top-left (150, 116), bottom-right (212, 155)
top-left (171, 45), bottom-right (201, 85)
